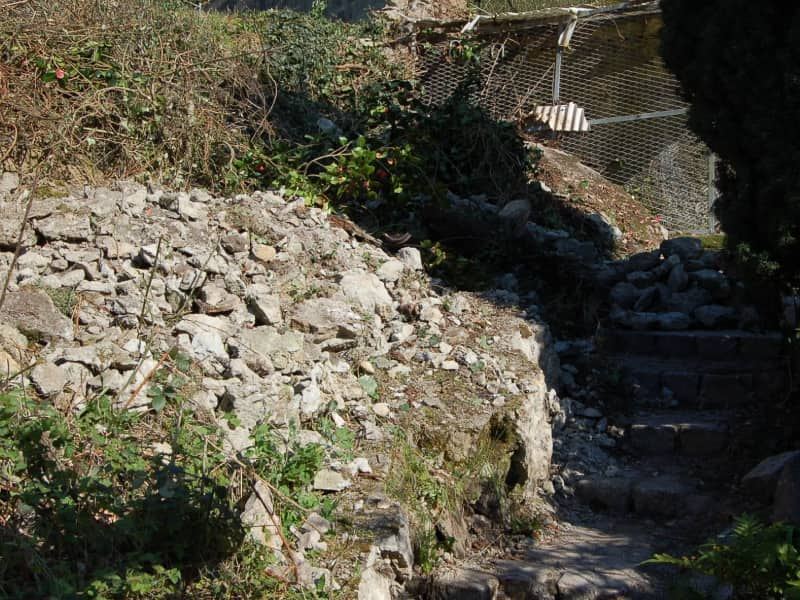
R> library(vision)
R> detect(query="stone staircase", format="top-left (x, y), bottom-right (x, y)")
top-left (597, 328), bottom-right (787, 407)
top-left (575, 327), bottom-right (789, 530)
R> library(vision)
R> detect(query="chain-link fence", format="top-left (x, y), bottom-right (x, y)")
top-left (411, 3), bottom-right (717, 233)
top-left (472, 0), bottom-right (620, 13)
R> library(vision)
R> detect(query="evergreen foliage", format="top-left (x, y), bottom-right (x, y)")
top-left (661, 1), bottom-right (800, 287)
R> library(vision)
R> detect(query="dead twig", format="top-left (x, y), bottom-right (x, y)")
top-left (138, 235), bottom-right (162, 335)
top-left (253, 484), bottom-right (300, 580)
top-left (120, 349), bottom-right (171, 411)
top-left (0, 0), bottom-right (32, 10)
top-left (0, 123), bottom-right (17, 164)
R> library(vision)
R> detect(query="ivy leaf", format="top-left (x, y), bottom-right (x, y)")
top-left (359, 375), bottom-right (379, 400)
top-left (150, 389), bottom-right (167, 413)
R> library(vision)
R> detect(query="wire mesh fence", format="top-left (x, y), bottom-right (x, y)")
top-left (471, 0), bottom-right (620, 13)
top-left (410, 4), bottom-right (717, 233)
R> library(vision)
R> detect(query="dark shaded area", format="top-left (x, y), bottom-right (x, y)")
top-left (0, 483), bottom-right (243, 598)
top-left (0, 397), bottom-right (245, 598)
top-left (205, 0), bottom-right (388, 22)
top-left (661, 1), bottom-right (800, 289)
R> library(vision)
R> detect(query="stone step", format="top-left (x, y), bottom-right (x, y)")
top-left (611, 356), bottom-right (787, 407)
top-left (625, 411), bottom-right (730, 457)
top-left (597, 328), bottom-right (784, 362)
top-left (575, 474), bottom-right (714, 520)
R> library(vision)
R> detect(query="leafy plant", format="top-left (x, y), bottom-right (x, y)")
top-left (0, 388), bottom-right (246, 598)
top-left (0, 376), bottom-right (342, 599)
top-left (358, 375), bottom-right (380, 401)
top-left (246, 423), bottom-right (326, 534)
top-left (645, 514), bottom-right (800, 599)
top-left (384, 437), bottom-right (461, 572)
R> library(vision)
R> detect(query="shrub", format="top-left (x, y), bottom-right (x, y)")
top-left (2, 0), bottom-right (533, 213)
top-left (0, 378), bottom-right (335, 598)
top-left (646, 514), bottom-right (800, 599)
top-left (0, 0), bottom-right (397, 190)
top-left (660, 1), bottom-right (800, 288)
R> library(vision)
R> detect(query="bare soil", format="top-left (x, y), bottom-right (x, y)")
top-left (533, 143), bottom-right (665, 256)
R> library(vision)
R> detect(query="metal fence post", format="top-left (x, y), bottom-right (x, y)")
top-left (553, 24), bottom-right (563, 106)
top-left (707, 152), bottom-right (718, 232)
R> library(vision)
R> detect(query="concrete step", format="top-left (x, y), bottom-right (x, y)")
top-left (610, 355), bottom-right (788, 407)
top-left (575, 473), bottom-right (714, 520)
top-left (597, 328), bottom-right (784, 362)
top-left (625, 411), bottom-right (730, 457)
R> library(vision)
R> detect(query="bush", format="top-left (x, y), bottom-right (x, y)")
top-left (0, 0), bottom-right (397, 190)
top-left (646, 514), bottom-right (800, 599)
top-left (0, 377), bottom-right (335, 598)
top-left (2, 0), bottom-right (532, 214)
top-left (660, 1), bottom-right (800, 288)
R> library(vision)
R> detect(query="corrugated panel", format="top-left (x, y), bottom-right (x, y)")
top-left (531, 102), bottom-right (590, 132)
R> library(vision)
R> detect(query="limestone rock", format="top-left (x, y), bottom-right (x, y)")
top-left (0, 290), bottom-right (74, 341)
top-left (428, 567), bottom-right (499, 600)
top-left (498, 198), bottom-right (531, 234)
top-left (252, 243), bottom-right (277, 263)
top-left (177, 196), bottom-right (207, 221)
top-left (174, 315), bottom-right (234, 346)
top-left (231, 327), bottom-right (302, 372)
top-left (609, 282), bottom-right (639, 309)
top-left (663, 287), bottom-right (713, 315)
top-left (397, 246), bottom-right (423, 271)
top-left (511, 391), bottom-right (554, 497)
top-left (633, 477), bottom-right (697, 517)
top-left (625, 249), bottom-right (661, 272)
top-left (626, 270), bottom-right (657, 288)
top-left (0, 205), bottom-right (36, 249)
top-left (633, 286), bottom-right (658, 312)
top-left (667, 263), bottom-right (689, 292)
top-left (30, 362), bottom-right (68, 397)
top-left (241, 480), bottom-right (283, 550)
top-left (375, 510), bottom-right (414, 575)
top-left (35, 211), bottom-right (93, 242)
top-left (290, 298), bottom-right (362, 342)
top-left (246, 284), bottom-right (283, 325)
top-left (313, 469), bottom-right (351, 492)
top-left (742, 451), bottom-right (800, 502)
top-left (376, 258), bottom-right (404, 282)
top-left (692, 269), bottom-right (731, 300)
top-left (338, 270), bottom-right (393, 316)
top-left (357, 568), bottom-right (395, 600)
top-left (694, 304), bottom-right (736, 328)
top-left (0, 325), bottom-right (28, 366)
top-left (221, 232), bottom-right (249, 254)
top-left (772, 454), bottom-right (800, 526)
top-left (0, 172), bottom-right (19, 195)
top-left (575, 477), bottom-right (633, 513)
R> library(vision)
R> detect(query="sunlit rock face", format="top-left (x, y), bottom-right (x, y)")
top-left (205, 0), bottom-right (389, 21)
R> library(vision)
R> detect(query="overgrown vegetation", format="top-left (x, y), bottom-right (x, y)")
top-left (0, 361), bottom-right (343, 598)
top-left (1, 0), bottom-right (530, 208)
top-left (385, 434), bottom-right (463, 573)
top-left (1, 0), bottom-right (397, 189)
top-left (661, 0), bottom-right (800, 290)
top-left (646, 514), bottom-right (800, 599)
